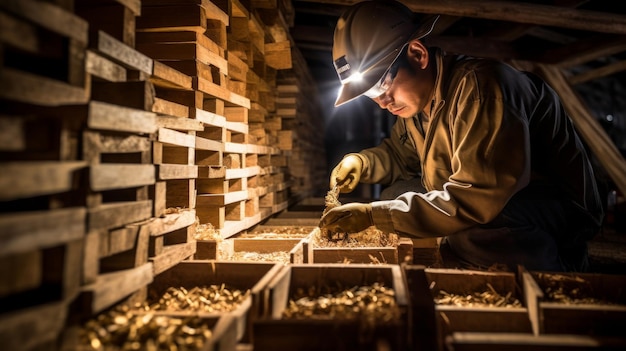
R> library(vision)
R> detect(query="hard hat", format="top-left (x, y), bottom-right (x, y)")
top-left (332, 0), bottom-right (439, 106)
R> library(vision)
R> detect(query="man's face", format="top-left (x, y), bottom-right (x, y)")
top-left (370, 46), bottom-right (433, 119)
top-left (371, 65), bottom-right (431, 118)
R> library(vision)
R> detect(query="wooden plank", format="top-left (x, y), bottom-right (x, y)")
top-left (265, 40), bottom-right (292, 69)
top-left (150, 241), bottom-right (196, 275)
top-left (75, 2), bottom-right (137, 47)
top-left (0, 68), bottom-right (89, 106)
top-left (158, 127), bottom-right (196, 148)
top-left (0, 301), bottom-right (68, 351)
top-left (0, 207), bottom-right (86, 256)
top-left (0, 11), bottom-right (39, 53)
top-left (152, 60), bottom-right (192, 90)
top-left (0, 0), bottom-right (88, 43)
top-left (79, 262), bottom-right (153, 314)
top-left (136, 30), bottom-right (224, 57)
top-left (89, 30), bottom-right (152, 74)
top-left (86, 100), bottom-right (157, 134)
top-left (83, 132), bottom-right (151, 164)
top-left (195, 108), bottom-right (226, 127)
top-left (88, 200), bottom-right (153, 231)
top-left (197, 190), bottom-right (248, 206)
top-left (90, 164), bottom-right (155, 191)
top-left (153, 97), bottom-right (190, 118)
top-left (136, 4), bottom-right (207, 32)
top-left (197, 165), bottom-right (226, 178)
top-left (156, 115), bottom-right (204, 131)
top-left (137, 43), bottom-right (228, 74)
top-left (0, 161), bottom-right (86, 201)
top-left (157, 164), bottom-right (198, 180)
top-left (86, 50), bottom-right (127, 82)
top-left (195, 76), bottom-right (251, 109)
top-left (196, 135), bottom-right (225, 152)
top-left (75, 0), bottom-right (141, 16)
top-left (404, 0), bottom-right (626, 35)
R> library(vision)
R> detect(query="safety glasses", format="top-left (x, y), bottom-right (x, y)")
top-left (362, 55), bottom-right (402, 99)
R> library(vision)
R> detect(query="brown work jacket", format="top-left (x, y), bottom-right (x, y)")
top-left (352, 48), bottom-right (604, 238)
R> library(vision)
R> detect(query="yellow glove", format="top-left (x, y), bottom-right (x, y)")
top-left (330, 154), bottom-right (363, 193)
top-left (319, 202), bottom-right (373, 234)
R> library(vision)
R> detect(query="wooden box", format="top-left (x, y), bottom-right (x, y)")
top-left (424, 268), bottom-right (534, 351)
top-left (525, 270), bottom-right (626, 336)
top-left (219, 237), bottom-right (306, 264)
top-left (62, 305), bottom-right (238, 351)
top-left (147, 260), bottom-right (283, 343)
top-left (305, 227), bottom-right (413, 264)
top-left (254, 264), bottom-right (409, 351)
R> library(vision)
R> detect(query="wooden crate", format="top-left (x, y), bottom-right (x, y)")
top-left (219, 237), bottom-right (306, 264)
top-left (424, 268), bottom-right (535, 351)
top-left (524, 269), bottom-right (626, 336)
top-left (148, 260), bottom-right (283, 344)
top-left (61, 304), bottom-right (238, 351)
top-left (254, 264), bottom-right (409, 351)
top-left (304, 227), bottom-right (413, 264)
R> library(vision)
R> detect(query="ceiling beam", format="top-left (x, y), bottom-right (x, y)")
top-left (297, 0), bottom-right (626, 35)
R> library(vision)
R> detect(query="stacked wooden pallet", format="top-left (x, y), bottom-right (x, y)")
top-left (0, 0), bottom-right (326, 349)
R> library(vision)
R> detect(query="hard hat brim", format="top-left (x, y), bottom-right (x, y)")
top-left (334, 48), bottom-right (400, 107)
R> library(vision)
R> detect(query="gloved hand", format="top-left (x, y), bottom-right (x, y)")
top-left (330, 154), bottom-right (363, 193)
top-left (319, 202), bottom-right (373, 234)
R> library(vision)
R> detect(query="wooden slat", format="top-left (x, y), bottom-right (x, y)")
top-left (0, 207), bottom-right (86, 255)
top-left (79, 262), bottom-right (153, 314)
top-left (89, 30), bottom-right (153, 74)
top-left (0, 161), bottom-right (86, 201)
top-left (0, 0), bottom-right (88, 43)
top-left (0, 68), bottom-right (89, 106)
top-left (86, 101), bottom-right (157, 134)
top-left (90, 164), bottom-right (155, 191)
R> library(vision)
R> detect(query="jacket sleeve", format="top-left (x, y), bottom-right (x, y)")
top-left (371, 66), bottom-right (532, 237)
top-left (356, 119), bottom-right (422, 185)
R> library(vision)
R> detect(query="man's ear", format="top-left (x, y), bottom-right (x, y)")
top-left (406, 39), bottom-right (429, 69)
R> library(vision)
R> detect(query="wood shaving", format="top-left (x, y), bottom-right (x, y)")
top-left (433, 283), bottom-right (522, 308)
top-left (229, 251), bottom-right (290, 263)
top-left (318, 186), bottom-right (397, 247)
top-left (535, 273), bottom-right (619, 305)
top-left (193, 218), bottom-right (222, 241)
top-left (282, 283), bottom-right (401, 331)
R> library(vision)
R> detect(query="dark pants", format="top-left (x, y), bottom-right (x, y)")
top-left (381, 179), bottom-right (598, 272)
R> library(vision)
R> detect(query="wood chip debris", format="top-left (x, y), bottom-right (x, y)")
top-left (283, 283), bottom-right (401, 329)
top-left (433, 283), bottom-right (522, 308)
top-left (229, 250), bottom-right (290, 263)
top-left (318, 185), bottom-right (398, 247)
top-left (535, 273), bottom-right (618, 305)
top-left (80, 304), bottom-right (213, 351)
top-left (240, 226), bottom-right (312, 238)
top-left (142, 285), bottom-right (250, 313)
top-left (193, 219), bottom-right (222, 241)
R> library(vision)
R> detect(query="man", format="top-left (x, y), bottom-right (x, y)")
top-left (318, 0), bottom-right (604, 272)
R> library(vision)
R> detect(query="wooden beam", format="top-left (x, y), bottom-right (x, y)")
top-left (569, 60), bottom-right (626, 85)
top-left (298, 0), bottom-right (626, 35)
top-left (536, 64), bottom-right (626, 196)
